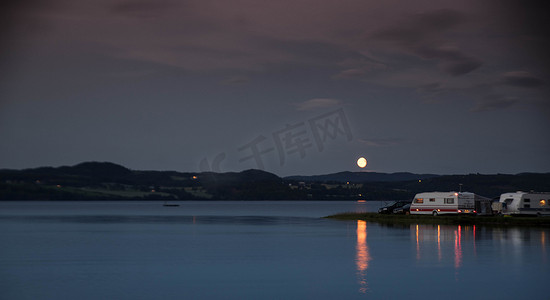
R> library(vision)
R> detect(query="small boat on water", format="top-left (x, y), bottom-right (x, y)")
top-left (163, 202), bottom-right (180, 207)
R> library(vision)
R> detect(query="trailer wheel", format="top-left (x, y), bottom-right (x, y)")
top-left (432, 211), bottom-right (438, 216)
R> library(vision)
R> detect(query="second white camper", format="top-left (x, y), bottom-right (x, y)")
top-left (498, 192), bottom-right (550, 216)
top-left (410, 192), bottom-right (491, 216)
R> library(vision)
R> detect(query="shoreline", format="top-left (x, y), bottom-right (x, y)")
top-left (324, 212), bottom-right (550, 227)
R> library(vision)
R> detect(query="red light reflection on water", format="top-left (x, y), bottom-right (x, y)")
top-left (413, 224), bottom-right (550, 280)
top-left (454, 225), bottom-right (462, 269)
top-left (414, 224), bottom-right (469, 270)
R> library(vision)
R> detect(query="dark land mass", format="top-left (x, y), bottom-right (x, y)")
top-left (285, 171), bottom-right (439, 182)
top-left (1, 162), bottom-right (549, 201)
top-left (325, 212), bottom-right (550, 227)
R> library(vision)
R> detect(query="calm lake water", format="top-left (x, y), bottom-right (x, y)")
top-left (1, 201), bottom-right (548, 300)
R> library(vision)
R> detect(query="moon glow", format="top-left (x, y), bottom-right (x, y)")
top-left (357, 157), bottom-right (367, 168)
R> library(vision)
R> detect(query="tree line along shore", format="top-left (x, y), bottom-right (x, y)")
top-left (1, 162), bottom-right (549, 201)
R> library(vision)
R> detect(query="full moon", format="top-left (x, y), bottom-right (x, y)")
top-left (357, 157), bottom-right (367, 168)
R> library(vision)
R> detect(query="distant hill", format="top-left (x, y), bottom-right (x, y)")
top-left (285, 171), bottom-right (439, 183)
top-left (0, 162), bottom-right (286, 200)
top-left (200, 169), bottom-right (282, 185)
top-left (1, 162), bottom-right (549, 200)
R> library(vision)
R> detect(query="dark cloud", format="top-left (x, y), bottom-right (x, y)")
top-left (332, 68), bottom-right (367, 80)
top-left (501, 71), bottom-right (544, 88)
top-left (358, 138), bottom-right (404, 147)
top-left (332, 59), bottom-right (387, 80)
top-left (371, 9), bottom-right (464, 42)
top-left (111, 0), bottom-right (178, 17)
top-left (494, 0), bottom-right (550, 68)
top-left (415, 82), bottom-right (449, 98)
top-left (253, 38), bottom-right (364, 67)
top-left (414, 45), bottom-right (482, 76)
top-left (368, 9), bottom-right (482, 76)
top-left (1, 0), bottom-right (61, 50)
top-left (440, 59), bottom-right (482, 76)
top-left (471, 94), bottom-right (519, 112)
top-left (294, 98), bottom-right (341, 111)
top-left (220, 75), bottom-right (250, 85)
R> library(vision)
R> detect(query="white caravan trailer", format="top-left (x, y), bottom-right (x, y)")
top-left (410, 192), bottom-right (491, 216)
top-left (498, 192), bottom-right (550, 216)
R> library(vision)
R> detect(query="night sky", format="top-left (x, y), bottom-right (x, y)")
top-left (1, 0), bottom-right (549, 176)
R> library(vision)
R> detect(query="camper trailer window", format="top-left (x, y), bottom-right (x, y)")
top-left (444, 198), bottom-right (454, 204)
top-left (524, 199), bottom-right (530, 203)
top-left (540, 200), bottom-right (546, 206)
top-left (429, 198), bottom-right (435, 202)
top-left (415, 198), bottom-right (424, 203)
top-left (524, 204), bottom-right (530, 208)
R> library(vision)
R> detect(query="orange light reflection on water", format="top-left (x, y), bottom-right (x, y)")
top-left (356, 220), bottom-right (370, 293)
top-left (542, 231), bottom-right (547, 263)
top-left (437, 225), bottom-right (442, 261)
top-left (416, 224), bottom-right (420, 260)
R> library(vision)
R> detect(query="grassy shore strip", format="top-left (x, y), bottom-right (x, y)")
top-left (324, 212), bottom-right (550, 227)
